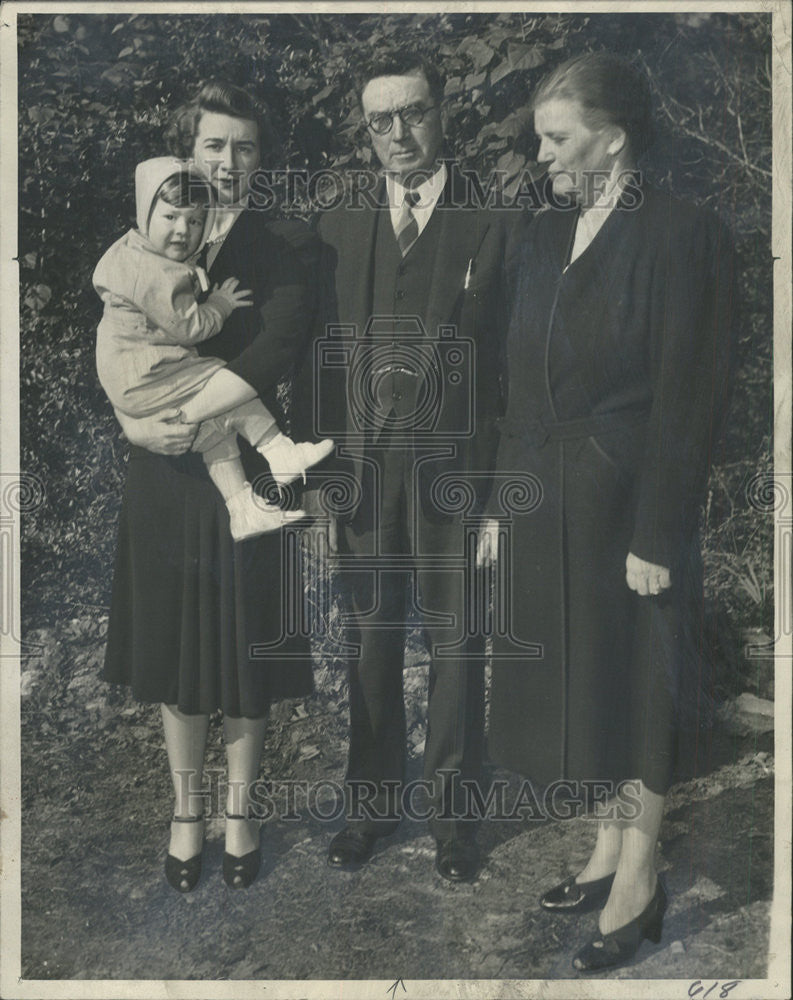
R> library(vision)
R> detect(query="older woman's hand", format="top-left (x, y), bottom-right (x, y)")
top-left (626, 552), bottom-right (671, 596)
top-left (114, 406), bottom-right (198, 455)
top-left (476, 518), bottom-right (501, 568)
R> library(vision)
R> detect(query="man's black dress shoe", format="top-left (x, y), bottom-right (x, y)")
top-left (540, 871), bottom-right (615, 913)
top-left (572, 877), bottom-right (668, 972)
top-left (327, 826), bottom-right (378, 868)
top-left (435, 838), bottom-right (480, 882)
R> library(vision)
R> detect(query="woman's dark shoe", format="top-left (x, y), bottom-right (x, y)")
top-left (572, 877), bottom-right (668, 972)
top-left (222, 814), bottom-right (261, 889)
top-left (540, 871), bottom-right (616, 913)
top-left (164, 815), bottom-right (204, 893)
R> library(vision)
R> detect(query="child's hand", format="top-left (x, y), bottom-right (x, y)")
top-left (210, 277), bottom-right (253, 312)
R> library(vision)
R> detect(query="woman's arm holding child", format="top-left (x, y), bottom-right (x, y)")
top-left (114, 406), bottom-right (198, 455)
top-left (113, 365), bottom-right (259, 450)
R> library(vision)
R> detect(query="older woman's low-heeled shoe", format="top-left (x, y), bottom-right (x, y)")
top-left (572, 877), bottom-right (668, 972)
top-left (540, 871), bottom-right (615, 913)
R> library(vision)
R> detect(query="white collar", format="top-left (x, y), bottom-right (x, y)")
top-left (566, 172), bottom-right (631, 270)
top-left (386, 161), bottom-right (447, 209)
top-left (578, 169), bottom-right (630, 220)
top-left (386, 162), bottom-right (447, 238)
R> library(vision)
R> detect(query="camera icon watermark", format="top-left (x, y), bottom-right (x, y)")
top-left (312, 315), bottom-right (475, 444)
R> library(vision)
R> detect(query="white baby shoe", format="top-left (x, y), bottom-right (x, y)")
top-left (226, 484), bottom-right (307, 541)
top-left (260, 435), bottom-right (335, 487)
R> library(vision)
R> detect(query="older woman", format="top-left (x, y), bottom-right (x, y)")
top-left (479, 53), bottom-right (735, 970)
top-left (104, 81), bottom-right (317, 891)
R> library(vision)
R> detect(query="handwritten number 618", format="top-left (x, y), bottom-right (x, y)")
top-left (689, 982), bottom-right (741, 998)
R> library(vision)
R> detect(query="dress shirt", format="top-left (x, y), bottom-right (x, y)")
top-left (386, 162), bottom-right (448, 241)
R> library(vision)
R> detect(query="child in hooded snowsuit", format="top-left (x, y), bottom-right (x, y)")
top-left (94, 157), bottom-right (333, 540)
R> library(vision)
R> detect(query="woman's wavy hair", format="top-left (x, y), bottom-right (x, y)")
top-left (164, 80), bottom-right (280, 161)
top-left (531, 52), bottom-right (655, 159)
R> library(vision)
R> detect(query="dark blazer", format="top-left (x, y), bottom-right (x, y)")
top-left (487, 184), bottom-right (737, 793)
top-left (294, 166), bottom-right (515, 520)
top-left (199, 211), bottom-right (320, 445)
top-left (493, 183), bottom-right (737, 566)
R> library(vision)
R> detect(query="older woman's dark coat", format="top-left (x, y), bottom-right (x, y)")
top-left (487, 183), bottom-right (736, 794)
top-left (102, 210), bottom-right (318, 716)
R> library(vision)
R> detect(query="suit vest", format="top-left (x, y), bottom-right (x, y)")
top-left (368, 204), bottom-right (443, 431)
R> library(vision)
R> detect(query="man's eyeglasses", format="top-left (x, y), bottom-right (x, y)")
top-left (366, 104), bottom-right (438, 135)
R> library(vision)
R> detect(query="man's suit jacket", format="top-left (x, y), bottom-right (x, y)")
top-left (294, 166), bottom-right (515, 522)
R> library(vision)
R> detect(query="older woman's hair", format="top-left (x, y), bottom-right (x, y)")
top-left (164, 80), bottom-right (278, 160)
top-left (532, 52), bottom-right (654, 159)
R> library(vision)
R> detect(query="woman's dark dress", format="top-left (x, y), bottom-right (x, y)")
top-left (102, 210), bottom-right (318, 716)
top-left (487, 184), bottom-right (735, 794)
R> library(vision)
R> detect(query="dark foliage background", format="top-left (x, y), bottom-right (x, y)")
top-left (18, 11), bottom-right (773, 648)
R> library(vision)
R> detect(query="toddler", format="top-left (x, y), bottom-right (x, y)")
top-left (94, 157), bottom-right (333, 540)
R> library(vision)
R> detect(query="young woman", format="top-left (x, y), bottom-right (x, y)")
top-left (479, 53), bottom-right (736, 970)
top-left (103, 81), bottom-right (320, 892)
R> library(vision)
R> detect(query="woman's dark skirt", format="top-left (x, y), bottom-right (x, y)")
top-left (102, 446), bottom-right (313, 717)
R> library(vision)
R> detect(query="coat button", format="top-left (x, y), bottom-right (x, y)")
top-left (393, 391), bottom-right (402, 401)
top-left (395, 289), bottom-right (405, 300)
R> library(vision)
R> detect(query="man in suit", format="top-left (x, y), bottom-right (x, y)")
top-left (306, 50), bottom-right (512, 881)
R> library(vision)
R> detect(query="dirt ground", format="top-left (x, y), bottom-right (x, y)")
top-left (17, 612), bottom-right (775, 988)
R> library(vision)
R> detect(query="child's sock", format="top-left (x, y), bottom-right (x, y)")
top-left (257, 431), bottom-right (291, 457)
top-left (202, 438), bottom-right (247, 501)
top-left (228, 399), bottom-right (277, 448)
top-left (254, 424), bottom-right (280, 448)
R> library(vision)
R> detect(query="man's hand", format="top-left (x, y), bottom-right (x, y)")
top-left (476, 518), bottom-right (500, 568)
top-left (625, 552), bottom-right (671, 596)
top-left (328, 515), bottom-right (338, 555)
top-left (114, 407), bottom-right (198, 455)
top-left (300, 489), bottom-right (339, 556)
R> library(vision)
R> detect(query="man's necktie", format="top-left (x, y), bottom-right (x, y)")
top-left (395, 189), bottom-right (420, 257)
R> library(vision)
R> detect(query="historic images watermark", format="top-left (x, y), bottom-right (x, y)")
top-left (171, 769), bottom-right (645, 824)
top-left (184, 161), bottom-right (646, 214)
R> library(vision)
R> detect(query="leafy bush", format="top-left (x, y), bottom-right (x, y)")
top-left (18, 12), bottom-right (772, 641)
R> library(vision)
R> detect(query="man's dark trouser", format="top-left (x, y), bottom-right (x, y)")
top-left (338, 441), bottom-right (486, 842)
